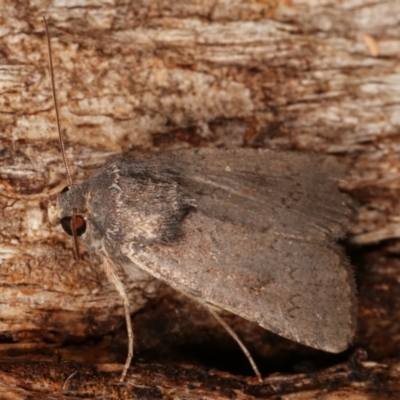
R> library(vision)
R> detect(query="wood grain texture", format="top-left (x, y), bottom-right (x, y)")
top-left (1, 0), bottom-right (400, 398)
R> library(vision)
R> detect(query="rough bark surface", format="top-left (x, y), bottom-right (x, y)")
top-left (1, 0), bottom-right (400, 398)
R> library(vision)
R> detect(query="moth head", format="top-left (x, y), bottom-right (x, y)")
top-left (58, 185), bottom-right (87, 237)
top-left (56, 174), bottom-right (114, 256)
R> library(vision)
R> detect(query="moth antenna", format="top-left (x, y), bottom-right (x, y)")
top-left (43, 16), bottom-right (73, 187)
top-left (44, 16), bottom-right (80, 259)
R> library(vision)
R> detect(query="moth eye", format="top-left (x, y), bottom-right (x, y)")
top-left (61, 186), bottom-right (70, 194)
top-left (60, 215), bottom-right (87, 236)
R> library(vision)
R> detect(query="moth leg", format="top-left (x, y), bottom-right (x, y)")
top-left (200, 300), bottom-right (263, 383)
top-left (100, 250), bottom-right (133, 382)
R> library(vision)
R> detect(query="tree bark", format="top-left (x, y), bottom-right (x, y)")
top-left (1, 0), bottom-right (400, 398)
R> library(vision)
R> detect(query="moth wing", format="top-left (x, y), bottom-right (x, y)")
top-left (154, 148), bottom-right (354, 240)
top-left (125, 211), bottom-right (355, 353)
top-left (122, 149), bottom-right (356, 352)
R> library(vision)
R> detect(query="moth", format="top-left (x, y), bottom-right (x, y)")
top-left (56, 149), bottom-right (356, 380)
top-left (44, 18), bottom-right (357, 382)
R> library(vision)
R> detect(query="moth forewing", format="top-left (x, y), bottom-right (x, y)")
top-left (122, 188), bottom-right (356, 353)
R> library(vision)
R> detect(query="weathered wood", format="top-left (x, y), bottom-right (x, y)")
top-left (1, 0), bottom-right (400, 398)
